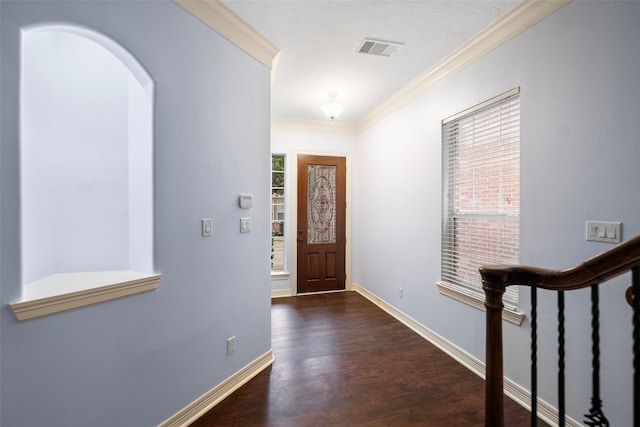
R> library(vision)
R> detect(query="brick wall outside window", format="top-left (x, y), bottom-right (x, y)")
top-left (442, 90), bottom-right (520, 306)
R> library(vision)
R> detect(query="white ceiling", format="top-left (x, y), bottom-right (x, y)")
top-left (222, 0), bottom-right (520, 124)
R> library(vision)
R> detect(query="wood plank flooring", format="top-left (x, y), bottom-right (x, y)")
top-left (191, 291), bottom-right (544, 426)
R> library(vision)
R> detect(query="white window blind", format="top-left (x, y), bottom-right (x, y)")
top-left (442, 88), bottom-right (520, 307)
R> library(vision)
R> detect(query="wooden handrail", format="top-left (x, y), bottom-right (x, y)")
top-left (481, 234), bottom-right (640, 427)
top-left (481, 234), bottom-right (640, 291)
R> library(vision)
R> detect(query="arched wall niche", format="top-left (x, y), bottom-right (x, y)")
top-left (13, 23), bottom-right (160, 321)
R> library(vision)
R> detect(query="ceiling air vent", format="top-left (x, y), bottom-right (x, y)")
top-left (357, 38), bottom-right (403, 57)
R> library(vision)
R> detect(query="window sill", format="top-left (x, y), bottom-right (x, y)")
top-left (271, 271), bottom-right (290, 281)
top-left (436, 281), bottom-right (524, 325)
top-left (9, 271), bottom-right (162, 321)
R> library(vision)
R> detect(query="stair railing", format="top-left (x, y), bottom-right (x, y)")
top-left (481, 234), bottom-right (640, 427)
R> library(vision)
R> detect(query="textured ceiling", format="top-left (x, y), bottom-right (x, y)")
top-left (222, 0), bottom-right (519, 124)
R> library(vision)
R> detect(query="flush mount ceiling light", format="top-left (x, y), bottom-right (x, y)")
top-left (321, 92), bottom-right (344, 121)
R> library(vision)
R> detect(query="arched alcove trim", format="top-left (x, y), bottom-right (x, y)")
top-left (22, 23), bottom-right (155, 97)
top-left (12, 23), bottom-right (160, 321)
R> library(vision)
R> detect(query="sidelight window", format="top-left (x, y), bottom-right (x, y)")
top-left (271, 154), bottom-right (285, 272)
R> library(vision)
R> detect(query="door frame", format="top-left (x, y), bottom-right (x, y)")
top-left (289, 150), bottom-right (352, 296)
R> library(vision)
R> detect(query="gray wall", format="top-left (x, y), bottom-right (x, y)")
top-left (0, 1), bottom-right (271, 426)
top-left (352, 1), bottom-right (640, 424)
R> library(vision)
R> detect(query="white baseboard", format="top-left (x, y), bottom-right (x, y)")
top-left (351, 283), bottom-right (582, 427)
top-left (158, 350), bottom-right (274, 427)
top-left (271, 289), bottom-right (292, 298)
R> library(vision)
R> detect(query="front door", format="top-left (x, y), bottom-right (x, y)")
top-left (297, 155), bottom-right (346, 294)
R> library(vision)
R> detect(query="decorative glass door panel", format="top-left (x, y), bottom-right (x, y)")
top-left (307, 165), bottom-right (337, 244)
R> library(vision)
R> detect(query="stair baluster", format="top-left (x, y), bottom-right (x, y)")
top-left (481, 234), bottom-right (640, 427)
top-left (558, 290), bottom-right (566, 427)
top-left (531, 285), bottom-right (538, 426)
top-left (632, 266), bottom-right (639, 427)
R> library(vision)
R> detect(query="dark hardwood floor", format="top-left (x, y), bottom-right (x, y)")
top-left (191, 291), bottom-right (544, 426)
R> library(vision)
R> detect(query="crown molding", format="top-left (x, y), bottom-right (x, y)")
top-left (272, 117), bottom-right (358, 135)
top-left (354, 0), bottom-right (572, 133)
top-left (174, 0), bottom-right (279, 69)
top-left (177, 0), bottom-right (570, 132)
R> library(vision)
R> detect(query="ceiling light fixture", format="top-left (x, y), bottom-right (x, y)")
top-left (321, 92), bottom-right (344, 121)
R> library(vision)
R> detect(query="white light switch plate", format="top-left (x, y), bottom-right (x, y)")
top-left (240, 217), bottom-right (251, 233)
top-left (586, 221), bottom-right (621, 243)
top-left (202, 218), bottom-right (213, 237)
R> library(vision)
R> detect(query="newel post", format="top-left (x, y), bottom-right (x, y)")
top-left (484, 280), bottom-right (505, 427)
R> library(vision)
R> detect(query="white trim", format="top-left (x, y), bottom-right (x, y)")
top-left (436, 281), bottom-right (525, 326)
top-left (178, 0), bottom-right (569, 129)
top-left (270, 271), bottom-right (290, 281)
top-left (22, 24), bottom-right (154, 96)
top-left (268, 0), bottom-right (569, 133)
top-left (504, 379), bottom-right (583, 427)
top-left (173, 0), bottom-right (279, 69)
top-left (9, 271), bottom-right (161, 321)
top-left (272, 117), bottom-right (358, 135)
top-left (352, 283), bottom-right (486, 375)
top-left (443, 86), bottom-right (520, 124)
top-left (351, 283), bottom-right (581, 427)
top-left (356, 0), bottom-right (570, 132)
top-left (271, 289), bottom-right (292, 298)
top-left (158, 350), bottom-right (274, 427)
top-left (178, 0), bottom-right (569, 130)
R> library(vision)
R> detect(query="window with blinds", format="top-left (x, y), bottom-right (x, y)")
top-left (441, 88), bottom-right (520, 307)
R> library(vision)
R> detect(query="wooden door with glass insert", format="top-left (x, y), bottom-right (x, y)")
top-left (297, 155), bottom-right (346, 293)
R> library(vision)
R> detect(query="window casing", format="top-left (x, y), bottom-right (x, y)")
top-left (271, 154), bottom-right (285, 272)
top-left (441, 88), bottom-right (520, 308)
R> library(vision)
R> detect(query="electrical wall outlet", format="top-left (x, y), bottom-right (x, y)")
top-left (226, 336), bottom-right (236, 355)
top-left (398, 287), bottom-right (403, 298)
